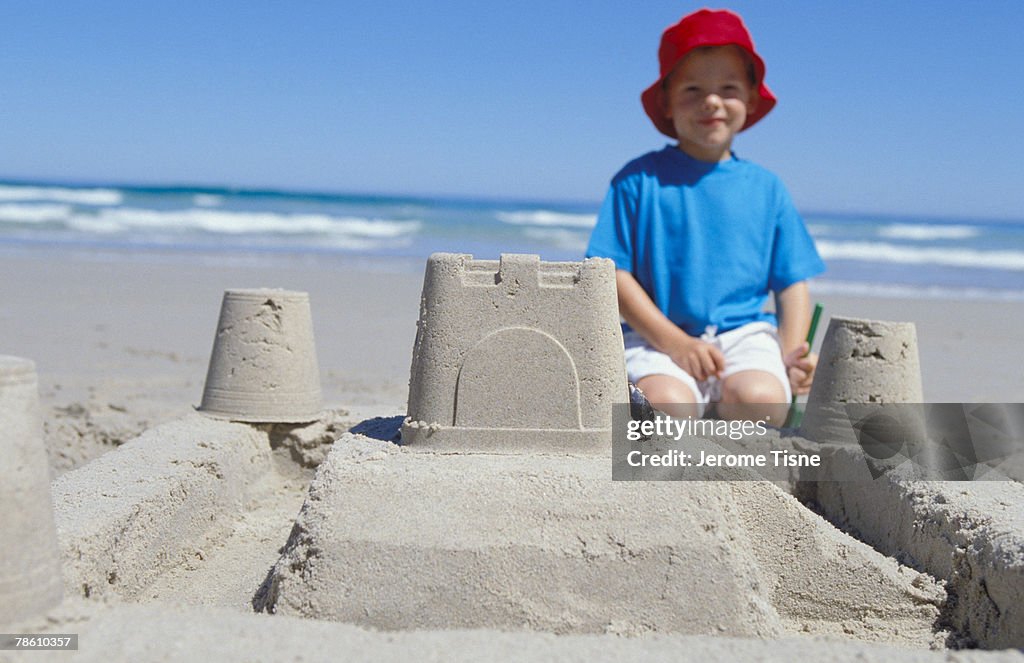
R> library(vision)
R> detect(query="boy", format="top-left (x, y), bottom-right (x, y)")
top-left (586, 9), bottom-right (825, 422)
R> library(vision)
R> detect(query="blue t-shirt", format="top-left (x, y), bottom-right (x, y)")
top-left (586, 146), bottom-right (825, 337)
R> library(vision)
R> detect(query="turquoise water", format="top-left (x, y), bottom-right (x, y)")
top-left (2, 180), bottom-right (1023, 300)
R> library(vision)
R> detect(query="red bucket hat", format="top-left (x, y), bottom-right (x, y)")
top-left (641, 9), bottom-right (777, 138)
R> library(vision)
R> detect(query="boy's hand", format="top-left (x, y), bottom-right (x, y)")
top-left (670, 338), bottom-right (726, 382)
top-left (783, 342), bottom-right (817, 396)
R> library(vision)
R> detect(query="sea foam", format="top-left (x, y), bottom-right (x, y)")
top-left (60, 207), bottom-right (420, 238)
top-left (878, 223), bottom-right (980, 241)
top-left (496, 210), bottom-right (596, 228)
top-left (816, 240), bottom-right (1024, 271)
top-left (0, 185), bottom-right (123, 206)
top-left (0, 203), bottom-right (72, 223)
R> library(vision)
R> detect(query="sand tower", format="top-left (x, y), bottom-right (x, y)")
top-left (800, 316), bottom-right (924, 454)
top-left (0, 356), bottom-right (64, 624)
top-left (199, 289), bottom-right (323, 423)
top-left (402, 253), bottom-right (628, 452)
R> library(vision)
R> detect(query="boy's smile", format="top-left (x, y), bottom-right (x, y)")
top-left (662, 46), bottom-right (759, 162)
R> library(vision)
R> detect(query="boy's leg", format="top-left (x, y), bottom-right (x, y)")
top-left (714, 323), bottom-right (790, 424)
top-left (624, 331), bottom-right (706, 418)
top-left (718, 370), bottom-right (788, 423)
top-left (636, 374), bottom-right (701, 419)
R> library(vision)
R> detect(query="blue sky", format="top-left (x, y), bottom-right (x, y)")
top-left (2, 1), bottom-right (1023, 219)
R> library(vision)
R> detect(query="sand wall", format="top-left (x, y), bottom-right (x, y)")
top-left (800, 446), bottom-right (1024, 649)
top-left (258, 433), bottom-right (945, 647)
top-left (52, 414), bottom-right (273, 600)
top-left (0, 356), bottom-right (63, 625)
top-left (8, 602), bottom-right (1024, 663)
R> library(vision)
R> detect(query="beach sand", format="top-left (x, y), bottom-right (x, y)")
top-left (2, 246), bottom-right (1023, 660)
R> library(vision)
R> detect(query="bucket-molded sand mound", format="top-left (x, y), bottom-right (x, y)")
top-left (258, 433), bottom-right (946, 647)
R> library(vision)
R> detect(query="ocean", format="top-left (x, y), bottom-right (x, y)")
top-left (2, 180), bottom-right (1023, 301)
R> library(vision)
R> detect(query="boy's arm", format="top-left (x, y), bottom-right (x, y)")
top-left (775, 280), bottom-right (816, 395)
top-left (616, 270), bottom-right (724, 381)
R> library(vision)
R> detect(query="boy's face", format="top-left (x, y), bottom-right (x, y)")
top-left (662, 46), bottom-right (759, 162)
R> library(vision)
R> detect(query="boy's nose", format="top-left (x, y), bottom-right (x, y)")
top-left (702, 93), bottom-right (723, 110)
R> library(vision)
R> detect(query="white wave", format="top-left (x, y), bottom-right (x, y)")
top-left (811, 279), bottom-right (1024, 302)
top-left (496, 210), bottom-right (596, 228)
top-left (817, 240), bottom-right (1024, 271)
top-left (65, 216), bottom-right (129, 234)
top-left (192, 194), bottom-right (224, 207)
top-left (0, 203), bottom-right (73, 223)
top-left (878, 223), bottom-right (980, 241)
top-left (806, 223), bottom-right (834, 236)
top-left (319, 234), bottom-right (416, 252)
top-left (522, 228), bottom-right (589, 252)
top-left (63, 207), bottom-right (421, 238)
top-left (325, 217), bottom-right (421, 238)
top-left (0, 184), bottom-right (123, 206)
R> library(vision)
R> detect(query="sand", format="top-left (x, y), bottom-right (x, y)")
top-left (2, 245), bottom-right (1023, 661)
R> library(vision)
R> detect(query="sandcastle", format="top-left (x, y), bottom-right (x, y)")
top-left (401, 253), bottom-right (628, 453)
top-left (249, 267), bottom-right (976, 646)
top-left (5, 274), bottom-right (1024, 658)
top-left (0, 356), bottom-right (63, 625)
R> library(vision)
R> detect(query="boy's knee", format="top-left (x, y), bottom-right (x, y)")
top-left (636, 375), bottom-right (700, 419)
top-left (719, 371), bottom-right (788, 422)
top-left (722, 370), bottom-right (785, 402)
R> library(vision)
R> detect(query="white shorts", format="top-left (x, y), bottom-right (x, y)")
top-left (624, 321), bottom-right (791, 412)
